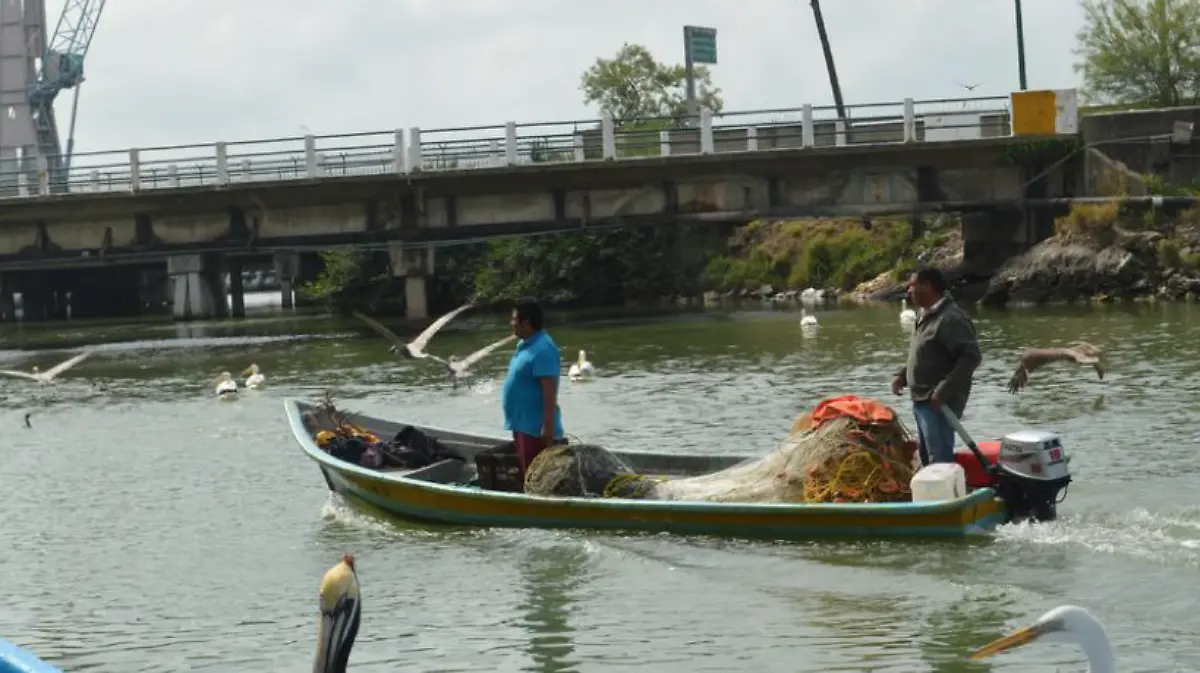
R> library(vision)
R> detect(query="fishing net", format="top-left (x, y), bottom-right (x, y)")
top-left (524, 443), bottom-right (659, 498)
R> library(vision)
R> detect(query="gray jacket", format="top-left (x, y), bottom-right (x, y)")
top-left (895, 295), bottom-right (981, 417)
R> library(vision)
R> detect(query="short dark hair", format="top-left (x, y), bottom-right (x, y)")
top-left (513, 298), bottom-right (544, 331)
top-left (914, 267), bottom-right (946, 294)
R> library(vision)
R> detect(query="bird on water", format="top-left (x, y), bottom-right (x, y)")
top-left (971, 604), bottom-right (1115, 672)
top-left (1007, 341), bottom-right (1105, 394)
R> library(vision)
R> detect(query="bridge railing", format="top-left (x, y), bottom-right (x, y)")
top-left (0, 95), bottom-right (1016, 200)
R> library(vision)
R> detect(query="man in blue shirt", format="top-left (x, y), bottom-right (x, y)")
top-left (502, 298), bottom-right (565, 475)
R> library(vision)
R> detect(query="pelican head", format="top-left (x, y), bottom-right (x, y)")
top-left (577, 350), bottom-right (587, 364)
top-left (313, 553), bottom-right (361, 673)
top-left (242, 364), bottom-right (260, 377)
top-left (30, 365), bottom-right (39, 374)
top-left (971, 605), bottom-right (1114, 672)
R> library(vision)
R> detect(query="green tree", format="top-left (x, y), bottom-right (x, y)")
top-left (1074, 0), bottom-right (1200, 106)
top-left (580, 43), bottom-right (724, 124)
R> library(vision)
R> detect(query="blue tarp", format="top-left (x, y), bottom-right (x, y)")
top-left (0, 638), bottom-right (61, 673)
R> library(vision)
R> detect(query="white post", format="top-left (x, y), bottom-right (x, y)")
top-left (215, 142), bottom-right (229, 186)
top-left (317, 153), bottom-right (327, 177)
top-left (241, 159), bottom-right (252, 181)
top-left (746, 127), bottom-right (758, 152)
top-left (304, 135), bottom-right (318, 178)
top-left (89, 170), bottom-right (100, 192)
top-left (393, 129), bottom-right (407, 173)
top-left (659, 130), bottom-right (671, 157)
top-left (601, 113), bottom-right (616, 160)
top-left (36, 155), bottom-right (48, 195)
top-left (802, 104), bottom-right (815, 148)
top-left (835, 120), bottom-right (847, 147)
top-left (903, 97), bottom-right (916, 143)
top-left (504, 122), bottom-right (518, 165)
top-left (167, 164), bottom-right (179, 188)
top-left (699, 109), bottom-right (714, 154)
top-left (128, 148), bottom-right (141, 192)
top-left (407, 127), bottom-right (422, 172)
top-left (573, 134), bottom-right (585, 162)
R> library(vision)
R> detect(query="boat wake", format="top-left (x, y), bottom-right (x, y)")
top-left (996, 506), bottom-right (1200, 568)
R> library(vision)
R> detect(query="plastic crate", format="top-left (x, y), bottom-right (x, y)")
top-left (475, 441), bottom-right (523, 492)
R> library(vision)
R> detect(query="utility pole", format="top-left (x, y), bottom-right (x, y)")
top-left (1014, 0), bottom-right (1028, 90)
top-left (809, 0), bottom-right (847, 121)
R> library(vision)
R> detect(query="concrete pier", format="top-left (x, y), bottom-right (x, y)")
top-left (389, 243), bottom-right (433, 319)
top-left (168, 253), bottom-right (228, 321)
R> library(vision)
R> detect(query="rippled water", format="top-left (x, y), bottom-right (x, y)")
top-left (1, 299), bottom-right (1198, 671)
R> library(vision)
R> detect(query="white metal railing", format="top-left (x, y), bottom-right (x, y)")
top-left (0, 95), bottom-right (1017, 200)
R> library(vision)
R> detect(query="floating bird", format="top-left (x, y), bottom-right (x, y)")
top-left (314, 553), bottom-right (361, 673)
top-left (1007, 341), bottom-right (1105, 394)
top-left (568, 349), bottom-right (595, 382)
top-left (242, 363), bottom-right (265, 389)
top-left (213, 371), bottom-right (238, 400)
top-left (899, 298), bottom-right (916, 325)
top-left (23, 412), bottom-right (31, 429)
top-left (800, 308), bottom-right (818, 330)
top-left (353, 304), bottom-right (473, 362)
top-left (971, 604), bottom-right (1114, 672)
top-left (444, 335), bottom-right (517, 389)
top-left (0, 350), bottom-right (91, 385)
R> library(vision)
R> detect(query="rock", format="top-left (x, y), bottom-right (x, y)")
top-left (982, 239), bottom-right (1153, 307)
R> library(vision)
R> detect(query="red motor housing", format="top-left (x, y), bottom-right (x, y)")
top-left (954, 440), bottom-right (1002, 488)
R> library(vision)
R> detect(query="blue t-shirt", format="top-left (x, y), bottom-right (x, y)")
top-left (502, 330), bottom-right (565, 439)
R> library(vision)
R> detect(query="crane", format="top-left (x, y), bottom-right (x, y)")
top-left (25, 0), bottom-right (106, 193)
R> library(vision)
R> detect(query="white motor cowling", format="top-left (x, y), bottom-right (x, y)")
top-left (993, 429), bottom-right (1072, 523)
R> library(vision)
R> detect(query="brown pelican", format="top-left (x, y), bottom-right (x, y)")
top-left (971, 604), bottom-right (1115, 672)
top-left (353, 303), bottom-right (474, 362)
top-left (0, 350), bottom-right (92, 385)
top-left (313, 553), bottom-right (361, 673)
top-left (1007, 341), bottom-right (1104, 394)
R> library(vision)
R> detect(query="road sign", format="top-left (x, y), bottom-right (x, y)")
top-left (684, 26), bottom-right (717, 65)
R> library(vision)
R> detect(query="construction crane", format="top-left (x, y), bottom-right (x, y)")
top-left (8, 0), bottom-right (106, 194)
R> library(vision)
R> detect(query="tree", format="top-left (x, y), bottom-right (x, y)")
top-left (580, 43), bottom-right (724, 124)
top-left (1074, 0), bottom-right (1200, 107)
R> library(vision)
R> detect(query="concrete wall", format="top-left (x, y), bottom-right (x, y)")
top-left (1080, 106), bottom-right (1200, 185)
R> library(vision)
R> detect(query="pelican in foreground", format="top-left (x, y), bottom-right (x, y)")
top-left (352, 303), bottom-right (473, 362)
top-left (1007, 341), bottom-right (1104, 394)
top-left (444, 335), bottom-right (517, 389)
top-left (800, 308), bottom-right (818, 330)
top-left (242, 363), bottom-right (265, 389)
top-left (0, 350), bottom-right (91, 384)
top-left (971, 604), bottom-right (1114, 672)
top-left (568, 349), bottom-right (595, 382)
top-left (314, 553), bottom-right (361, 673)
top-left (213, 371), bottom-right (238, 400)
top-left (899, 298), bottom-right (916, 325)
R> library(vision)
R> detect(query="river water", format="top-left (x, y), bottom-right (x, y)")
top-left (0, 295), bottom-right (1197, 672)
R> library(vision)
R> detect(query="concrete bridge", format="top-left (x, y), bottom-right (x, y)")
top-left (0, 92), bottom-right (1078, 321)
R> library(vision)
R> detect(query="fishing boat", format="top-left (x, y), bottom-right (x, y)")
top-left (286, 399), bottom-right (1072, 540)
top-left (0, 637), bottom-right (61, 673)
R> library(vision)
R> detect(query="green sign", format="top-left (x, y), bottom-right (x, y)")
top-left (684, 26), bottom-right (717, 65)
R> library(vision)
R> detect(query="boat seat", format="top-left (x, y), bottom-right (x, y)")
top-left (403, 458), bottom-right (475, 485)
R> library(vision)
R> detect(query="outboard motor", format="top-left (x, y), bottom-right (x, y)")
top-left (991, 430), bottom-right (1072, 523)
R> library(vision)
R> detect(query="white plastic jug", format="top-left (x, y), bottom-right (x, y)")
top-left (910, 462), bottom-right (967, 502)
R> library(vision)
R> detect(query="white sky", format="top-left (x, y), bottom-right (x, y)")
top-left (47, 0), bottom-right (1086, 155)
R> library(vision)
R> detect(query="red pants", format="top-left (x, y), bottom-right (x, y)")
top-left (513, 432), bottom-right (563, 472)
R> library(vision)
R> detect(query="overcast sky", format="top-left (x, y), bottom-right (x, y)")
top-left (48, 0), bottom-right (1085, 155)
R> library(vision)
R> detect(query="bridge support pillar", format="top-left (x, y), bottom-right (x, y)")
top-left (274, 251), bottom-right (299, 309)
top-left (0, 273), bottom-right (14, 321)
top-left (168, 253), bottom-right (228, 321)
top-left (388, 243), bottom-right (434, 320)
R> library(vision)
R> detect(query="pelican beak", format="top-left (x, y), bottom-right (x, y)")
top-left (241, 368), bottom-right (253, 377)
top-left (970, 621), bottom-right (1053, 660)
top-left (313, 557), bottom-right (361, 673)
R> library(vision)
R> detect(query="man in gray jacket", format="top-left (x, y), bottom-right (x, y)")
top-left (891, 268), bottom-right (982, 466)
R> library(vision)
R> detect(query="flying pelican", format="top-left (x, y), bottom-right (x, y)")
top-left (213, 371), bottom-right (238, 400)
top-left (971, 604), bottom-right (1114, 672)
top-left (800, 308), bottom-right (818, 330)
top-left (314, 553), bottom-right (361, 673)
top-left (899, 298), bottom-right (916, 325)
top-left (444, 335), bottom-right (517, 389)
top-left (0, 350), bottom-right (91, 385)
top-left (352, 303), bottom-right (473, 362)
top-left (242, 364), bottom-right (265, 389)
top-left (568, 349), bottom-right (595, 382)
top-left (1007, 341), bottom-right (1104, 394)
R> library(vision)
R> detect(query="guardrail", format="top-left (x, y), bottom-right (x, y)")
top-left (0, 95), bottom-right (1015, 200)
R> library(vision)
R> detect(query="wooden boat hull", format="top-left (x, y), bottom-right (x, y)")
top-left (286, 399), bottom-right (1007, 540)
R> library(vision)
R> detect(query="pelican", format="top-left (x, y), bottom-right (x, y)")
top-left (971, 604), bottom-right (1114, 672)
top-left (314, 553), bottom-right (361, 673)
top-left (899, 298), bottom-right (916, 325)
top-left (242, 363), bottom-right (265, 389)
top-left (568, 349), bottom-right (595, 382)
top-left (213, 371), bottom-right (238, 400)
top-left (0, 350), bottom-right (91, 384)
top-left (800, 308), bottom-right (818, 329)
top-left (352, 303), bottom-right (473, 362)
top-left (444, 334), bottom-right (517, 389)
top-left (1008, 341), bottom-right (1104, 394)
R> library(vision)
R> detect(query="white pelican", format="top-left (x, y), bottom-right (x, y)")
top-left (899, 298), bottom-right (916, 325)
top-left (800, 308), bottom-right (818, 329)
top-left (1008, 341), bottom-right (1104, 394)
top-left (444, 335), bottom-right (517, 389)
top-left (242, 363), bottom-right (265, 389)
top-left (353, 303), bottom-right (473, 361)
top-left (0, 350), bottom-right (91, 385)
top-left (971, 604), bottom-right (1114, 672)
top-left (568, 349), bottom-right (595, 382)
top-left (314, 553), bottom-right (361, 673)
top-left (213, 371), bottom-right (238, 400)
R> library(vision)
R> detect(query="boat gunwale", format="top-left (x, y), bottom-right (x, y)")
top-left (284, 398), bottom-right (999, 516)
